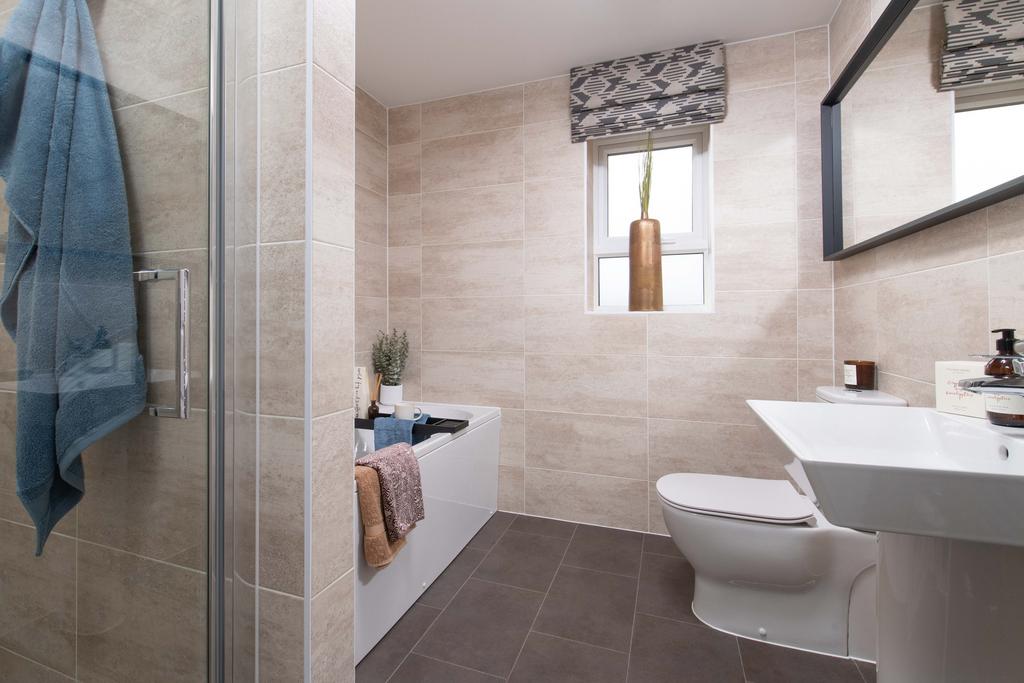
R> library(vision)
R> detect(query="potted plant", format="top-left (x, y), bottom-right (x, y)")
top-left (629, 133), bottom-right (663, 311)
top-left (372, 328), bottom-right (409, 407)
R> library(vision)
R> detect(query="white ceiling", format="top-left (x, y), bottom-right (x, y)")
top-left (356, 0), bottom-right (842, 107)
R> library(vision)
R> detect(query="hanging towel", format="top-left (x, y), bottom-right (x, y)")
top-left (354, 465), bottom-right (407, 567)
top-left (0, 0), bottom-right (147, 554)
top-left (355, 443), bottom-right (425, 542)
top-left (372, 413), bottom-right (429, 450)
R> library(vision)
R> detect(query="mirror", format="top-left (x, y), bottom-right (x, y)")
top-left (821, 0), bottom-right (1024, 259)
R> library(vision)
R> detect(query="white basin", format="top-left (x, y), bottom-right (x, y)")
top-left (747, 401), bottom-right (1024, 547)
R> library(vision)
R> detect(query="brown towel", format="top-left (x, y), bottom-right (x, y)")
top-left (355, 465), bottom-right (407, 567)
top-left (355, 443), bottom-right (425, 541)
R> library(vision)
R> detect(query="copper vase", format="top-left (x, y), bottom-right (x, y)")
top-left (628, 218), bottom-right (663, 311)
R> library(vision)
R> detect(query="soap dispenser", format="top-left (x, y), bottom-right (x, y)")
top-left (984, 328), bottom-right (1024, 428)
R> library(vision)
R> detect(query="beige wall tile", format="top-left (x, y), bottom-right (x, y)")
top-left (500, 408), bottom-right (526, 467)
top-left (795, 26), bottom-right (829, 82)
top-left (422, 184), bottom-right (524, 245)
top-left (713, 84), bottom-right (795, 162)
top-left (648, 418), bottom-right (790, 481)
top-left (355, 185), bottom-right (387, 246)
top-left (421, 128), bottom-right (524, 192)
top-left (421, 85), bottom-right (524, 140)
top-left (422, 241), bottom-right (524, 297)
top-left (388, 245), bottom-right (422, 298)
top-left (260, 416), bottom-right (305, 596)
top-left (388, 142), bottom-right (421, 196)
top-left (388, 104), bottom-right (421, 146)
top-left (260, 0), bottom-right (304, 73)
top-left (312, 571), bottom-right (355, 683)
top-left (873, 210), bottom-right (987, 279)
top-left (797, 148), bottom-right (822, 221)
top-left (116, 89), bottom-right (208, 253)
top-left (877, 261), bottom-right (989, 382)
top-left (356, 239), bottom-right (388, 299)
top-left (830, 0), bottom-right (871, 80)
top-left (422, 296), bottom-right (525, 353)
top-left (524, 233), bottom-right (584, 295)
top-left (421, 351), bottom-right (525, 408)
top-left (525, 295), bottom-right (645, 355)
top-left (312, 413), bottom-right (354, 595)
top-left (526, 176), bottom-right (585, 239)
top-left (648, 483), bottom-right (668, 534)
top-left (834, 283), bottom-right (879, 364)
top-left (648, 356), bottom-right (798, 424)
top-left (260, 243), bottom-right (305, 417)
top-left (989, 195), bottom-right (1024, 255)
top-left (389, 194), bottom-right (422, 247)
top-left (525, 469), bottom-right (648, 531)
top-left (878, 372), bottom-right (936, 407)
top-left (990, 252), bottom-right (1024, 330)
top-left (526, 354), bottom-right (646, 417)
top-left (259, 589), bottom-right (304, 681)
top-left (798, 289), bottom-right (834, 360)
top-left (234, 411), bottom-right (259, 586)
top-left (834, 248), bottom-right (879, 288)
top-left (312, 244), bottom-right (355, 416)
top-left (714, 155), bottom-right (797, 225)
top-left (716, 221), bottom-right (799, 291)
top-left (525, 120), bottom-right (584, 180)
top-left (399, 350), bottom-right (422, 402)
top-left (0, 522), bottom-right (75, 675)
top-left (525, 76), bottom-right (570, 124)
top-left (313, 0), bottom-right (355, 88)
top-left (261, 66), bottom-right (306, 243)
top-left (499, 465), bottom-right (526, 513)
top-left (77, 543), bottom-right (205, 682)
top-left (355, 130), bottom-right (388, 196)
top-left (235, 246), bottom-right (259, 415)
top-left (798, 218), bottom-right (833, 290)
top-left (356, 296), bottom-right (388, 354)
top-left (525, 411), bottom-right (647, 479)
top-left (314, 69), bottom-right (356, 248)
top-left (726, 34), bottom-right (795, 92)
top-left (798, 360), bottom-right (836, 401)
top-left (356, 87), bottom-right (388, 145)
top-left (388, 298), bottom-right (422, 349)
top-left (795, 79), bottom-right (827, 152)
top-left (648, 290), bottom-right (799, 359)
top-left (79, 414), bottom-right (207, 569)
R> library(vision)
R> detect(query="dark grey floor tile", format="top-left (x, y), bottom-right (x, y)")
top-left (635, 552), bottom-right (699, 624)
top-left (418, 547), bottom-right (488, 608)
top-left (509, 515), bottom-right (577, 539)
top-left (390, 654), bottom-right (503, 682)
top-left (467, 511), bottom-right (517, 551)
top-left (563, 524), bottom-right (643, 577)
top-left (414, 578), bottom-right (543, 678)
top-left (739, 639), bottom-right (864, 683)
top-left (355, 604), bottom-right (441, 682)
top-left (509, 632), bottom-right (628, 683)
top-left (533, 565), bottom-right (637, 652)
top-left (642, 533), bottom-right (682, 558)
top-left (627, 614), bottom-right (743, 683)
top-left (855, 660), bottom-right (877, 683)
top-left (473, 530), bottom-right (569, 592)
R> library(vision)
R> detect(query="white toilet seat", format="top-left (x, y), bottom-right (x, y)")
top-left (657, 473), bottom-right (817, 525)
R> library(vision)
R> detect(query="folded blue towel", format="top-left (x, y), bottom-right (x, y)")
top-left (373, 413), bottom-right (430, 450)
top-left (0, 0), bottom-right (147, 553)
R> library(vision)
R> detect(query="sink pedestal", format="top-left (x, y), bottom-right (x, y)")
top-left (876, 533), bottom-right (1024, 683)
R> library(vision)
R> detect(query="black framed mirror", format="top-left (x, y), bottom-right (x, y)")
top-left (821, 0), bottom-right (1024, 260)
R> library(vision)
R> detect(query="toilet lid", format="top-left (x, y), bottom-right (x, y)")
top-left (657, 474), bottom-right (817, 525)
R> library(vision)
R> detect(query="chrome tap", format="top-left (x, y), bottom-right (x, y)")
top-left (959, 359), bottom-right (1024, 396)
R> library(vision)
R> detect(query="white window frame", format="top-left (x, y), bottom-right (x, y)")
top-left (587, 126), bottom-right (712, 314)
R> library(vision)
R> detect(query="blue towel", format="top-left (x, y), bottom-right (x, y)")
top-left (0, 0), bottom-right (147, 553)
top-left (374, 414), bottom-right (429, 450)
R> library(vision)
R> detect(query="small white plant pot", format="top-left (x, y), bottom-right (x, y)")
top-left (379, 384), bottom-right (403, 408)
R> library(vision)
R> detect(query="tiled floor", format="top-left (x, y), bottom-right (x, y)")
top-left (356, 513), bottom-right (878, 683)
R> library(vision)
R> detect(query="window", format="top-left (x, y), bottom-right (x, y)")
top-left (589, 127), bottom-right (711, 312)
top-left (953, 88), bottom-right (1024, 201)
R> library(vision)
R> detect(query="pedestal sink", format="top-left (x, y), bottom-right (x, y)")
top-left (748, 400), bottom-right (1024, 683)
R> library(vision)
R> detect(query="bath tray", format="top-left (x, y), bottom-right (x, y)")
top-left (353, 415), bottom-right (469, 439)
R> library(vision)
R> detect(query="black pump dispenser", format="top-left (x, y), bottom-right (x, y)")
top-left (984, 328), bottom-right (1024, 428)
top-left (993, 328), bottom-right (1018, 357)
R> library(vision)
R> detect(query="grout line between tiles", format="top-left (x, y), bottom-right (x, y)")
top-left (624, 531), bottom-right (643, 682)
top-left (411, 653), bottom-right (506, 680)
top-left (0, 645), bottom-right (75, 682)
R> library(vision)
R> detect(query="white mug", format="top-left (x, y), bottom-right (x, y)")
top-left (393, 402), bottom-right (423, 421)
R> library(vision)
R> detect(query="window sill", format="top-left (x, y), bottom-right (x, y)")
top-left (586, 305), bottom-right (715, 316)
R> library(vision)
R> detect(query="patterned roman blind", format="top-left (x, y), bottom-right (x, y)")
top-left (940, 0), bottom-right (1024, 91)
top-left (569, 41), bottom-right (726, 143)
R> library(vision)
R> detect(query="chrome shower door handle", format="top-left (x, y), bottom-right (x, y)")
top-left (134, 268), bottom-right (191, 419)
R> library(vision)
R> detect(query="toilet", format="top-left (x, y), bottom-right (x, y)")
top-left (658, 386), bottom-right (907, 661)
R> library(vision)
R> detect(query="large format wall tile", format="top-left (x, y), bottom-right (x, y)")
top-left (388, 142), bottom-right (421, 195)
top-left (422, 184), bottom-right (524, 245)
top-left (356, 87), bottom-right (388, 145)
top-left (312, 412), bottom-right (354, 595)
top-left (525, 76), bottom-right (570, 124)
top-left (421, 85), bottom-right (524, 140)
top-left (261, 67), bottom-right (306, 243)
top-left (388, 194), bottom-right (422, 247)
top-left (312, 571), bottom-right (355, 682)
top-left (421, 352), bottom-right (525, 409)
top-left (525, 411), bottom-right (647, 479)
top-left (261, 0), bottom-right (305, 73)
top-left (260, 243), bottom-right (306, 418)
top-left (726, 34), bottom-right (795, 92)
top-left (421, 241), bottom-right (524, 297)
top-left (422, 296), bottom-right (525, 353)
top-left (313, 0), bottom-right (355, 88)
top-left (525, 176), bottom-right (585, 239)
top-left (525, 120), bottom-right (583, 180)
top-left (259, 416), bottom-right (305, 596)
top-left (648, 418), bottom-right (790, 481)
top-left (525, 468), bottom-right (648, 531)
top-left (715, 221), bottom-right (799, 291)
top-left (77, 543), bottom-right (205, 682)
top-left (525, 295), bottom-right (645, 355)
top-left (259, 589), bottom-right (304, 682)
top-left (421, 128), bottom-right (524, 192)
top-left (526, 354), bottom-right (646, 417)
top-left (388, 104), bottom-right (421, 146)
top-left (314, 69), bottom-right (356, 248)
top-left (312, 245), bottom-right (355, 417)
top-left (0, 648), bottom-right (73, 683)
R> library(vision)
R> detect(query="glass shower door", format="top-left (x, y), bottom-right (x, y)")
top-left (0, 0), bottom-right (214, 679)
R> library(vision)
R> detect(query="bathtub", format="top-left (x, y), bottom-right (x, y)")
top-left (353, 402), bottom-right (501, 663)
